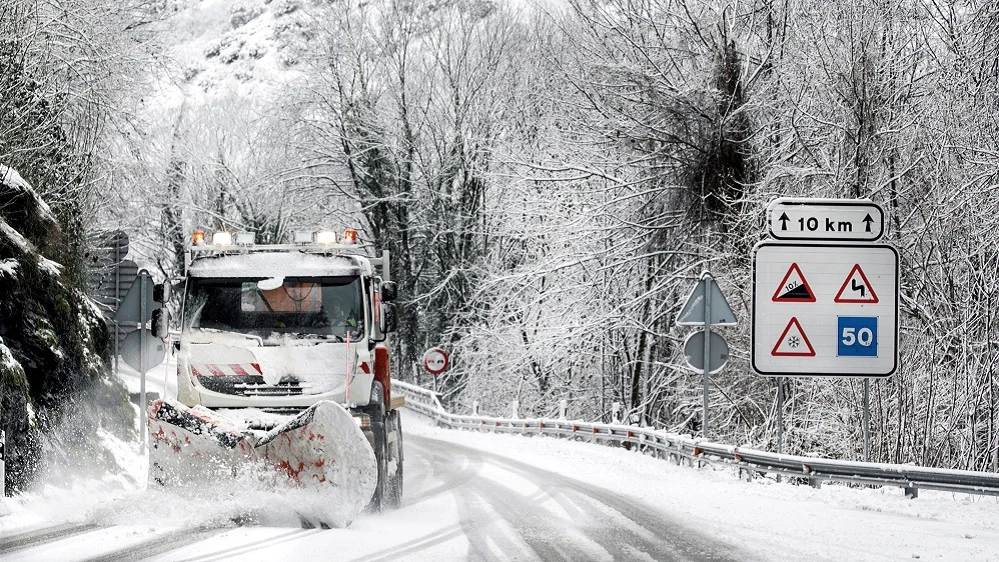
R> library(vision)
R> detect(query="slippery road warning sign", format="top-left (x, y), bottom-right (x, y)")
top-left (772, 263), bottom-right (815, 302)
top-left (834, 264), bottom-right (879, 303)
top-left (752, 242), bottom-right (898, 376)
top-left (771, 317), bottom-right (815, 356)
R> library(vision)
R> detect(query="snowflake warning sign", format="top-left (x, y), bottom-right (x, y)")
top-left (771, 317), bottom-right (815, 356)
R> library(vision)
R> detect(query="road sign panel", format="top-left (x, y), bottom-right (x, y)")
top-left (772, 263), bottom-right (815, 302)
top-left (767, 198), bottom-right (885, 242)
top-left (834, 264), bottom-right (879, 303)
top-left (752, 242), bottom-right (898, 376)
top-left (676, 274), bottom-right (737, 326)
top-left (682, 330), bottom-right (729, 374)
top-left (89, 259), bottom-right (139, 314)
top-left (838, 316), bottom-right (878, 357)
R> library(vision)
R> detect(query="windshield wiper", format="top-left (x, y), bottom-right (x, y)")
top-left (292, 333), bottom-right (345, 343)
top-left (193, 328), bottom-right (264, 346)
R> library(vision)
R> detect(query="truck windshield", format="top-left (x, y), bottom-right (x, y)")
top-left (185, 276), bottom-right (363, 341)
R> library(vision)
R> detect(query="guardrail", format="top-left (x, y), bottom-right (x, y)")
top-left (393, 379), bottom-right (999, 499)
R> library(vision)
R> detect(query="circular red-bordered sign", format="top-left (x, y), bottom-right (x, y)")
top-left (422, 347), bottom-right (449, 376)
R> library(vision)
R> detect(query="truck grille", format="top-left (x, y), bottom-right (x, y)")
top-left (198, 375), bottom-right (304, 397)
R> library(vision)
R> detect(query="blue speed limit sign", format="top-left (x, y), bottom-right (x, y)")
top-left (838, 317), bottom-right (878, 357)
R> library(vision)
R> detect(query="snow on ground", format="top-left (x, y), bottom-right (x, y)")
top-left (406, 414), bottom-right (999, 562)
top-left (2, 409), bottom-right (998, 561)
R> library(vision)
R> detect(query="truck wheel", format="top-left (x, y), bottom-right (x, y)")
top-left (368, 414), bottom-right (390, 512)
top-left (385, 411), bottom-right (403, 509)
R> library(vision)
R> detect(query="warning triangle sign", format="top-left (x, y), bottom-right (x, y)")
top-left (771, 317), bottom-right (816, 356)
top-left (834, 264), bottom-right (879, 303)
top-left (772, 263), bottom-right (816, 302)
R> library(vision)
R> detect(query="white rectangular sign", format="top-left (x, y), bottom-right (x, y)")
top-left (752, 242), bottom-right (899, 376)
top-left (768, 198), bottom-right (884, 241)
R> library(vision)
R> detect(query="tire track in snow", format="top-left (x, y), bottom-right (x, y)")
top-left (401, 439), bottom-right (484, 506)
top-left (411, 434), bottom-right (760, 562)
top-left (0, 522), bottom-right (101, 556)
top-left (80, 526), bottom-right (223, 562)
top-left (410, 436), bottom-right (601, 561)
top-left (165, 528), bottom-right (323, 562)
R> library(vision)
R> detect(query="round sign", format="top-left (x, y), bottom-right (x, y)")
top-left (120, 328), bottom-right (167, 373)
top-left (682, 330), bottom-right (729, 375)
top-left (422, 347), bottom-right (449, 376)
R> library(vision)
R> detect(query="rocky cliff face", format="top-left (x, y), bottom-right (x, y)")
top-left (0, 165), bottom-right (133, 494)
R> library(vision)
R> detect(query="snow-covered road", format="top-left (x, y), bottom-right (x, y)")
top-left (2, 411), bottom-right (999, 561)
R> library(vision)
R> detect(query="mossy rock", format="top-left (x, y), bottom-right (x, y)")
top-left (0, 339), bottom-right (41, 492)
top-left (0, 166), bottom-right (128, 494)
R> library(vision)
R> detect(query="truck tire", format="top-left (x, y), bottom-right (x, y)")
top-left (385, 411), bottom-right (403, 509)
top-left (369, 414), bottom-right (389, 512)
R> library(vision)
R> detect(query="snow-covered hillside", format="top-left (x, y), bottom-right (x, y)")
top-left (153, 0), bottom-right (309, 106)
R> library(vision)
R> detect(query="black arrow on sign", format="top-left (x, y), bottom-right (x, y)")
top-left (863, 213), bottom-right (874, 232)
top-left (779, 212), bottom-right (790, 231)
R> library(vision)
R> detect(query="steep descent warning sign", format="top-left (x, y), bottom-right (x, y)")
top-left (771, 317), bottom-right (816, 356)
top-left (772, 263), bottom-right (815, 302)
top-left (834, 264), bottom-right (879, 303)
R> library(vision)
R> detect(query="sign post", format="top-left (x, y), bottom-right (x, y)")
top-left (677, 272), bottom-right (737, 440)
top-left (753, 198), bottom-right (898, 461)
top-left (115, 269), bottom-right (162, 449)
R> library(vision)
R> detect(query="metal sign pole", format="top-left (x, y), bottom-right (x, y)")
top-left (702, 276), bottom-right (712, 440)
top-left (777, 377), bottom-right (784, 455)
top-left (114, 242), bottom-right (120, 374)
top-left (139, 274), bottom-right (146, 450)
top-left (864, 378), bottom-right (871, 462)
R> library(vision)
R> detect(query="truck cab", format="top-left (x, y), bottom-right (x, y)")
top-left (178, 246), bottom-right (395, 411)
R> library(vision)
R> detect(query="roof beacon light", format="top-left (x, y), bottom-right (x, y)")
top-left (293, 230), bottom-right (314, 244)
top-left (343, 228), bottom-right (358, 245)
top-left (315, 230), bottom-right (337, 245)
top-left (212, 231), bottom-right (233, 246)
top-left (192, 230), bottom-right (206, 246)
top-left (235, 231), bottom-right (255, 245)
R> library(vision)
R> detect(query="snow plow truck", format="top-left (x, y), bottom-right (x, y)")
top-left (147, 228), bottom-right (403, 521)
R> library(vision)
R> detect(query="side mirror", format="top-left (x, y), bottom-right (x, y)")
top-left (379, 303), bottom-right (398, 334)
top-left (151, 308), bottom-right (170, 340)
top-left (380, 281), bottom-right (397, 302)
top-left (153, 283), bottom-right (170, 304)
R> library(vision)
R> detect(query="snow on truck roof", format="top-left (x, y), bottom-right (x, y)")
top-left (188, 251), bottom-right (367, 278)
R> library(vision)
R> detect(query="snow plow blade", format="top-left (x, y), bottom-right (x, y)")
top-left (148, 399), bottom-right (377, 522)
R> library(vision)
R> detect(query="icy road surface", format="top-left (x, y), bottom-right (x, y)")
top-left (2, 412), bottom-right (999, 561)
